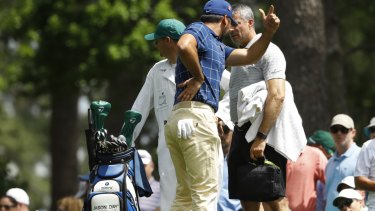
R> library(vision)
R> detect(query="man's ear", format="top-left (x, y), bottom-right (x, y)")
top-left (248, 19), bottom-right (255, 28)
top-left (167, 36), bottom-right (176, 46)
top-left (222, 15), bottom-right (229, 26)
top-left (352, 128), bottom-right (357, 138)
top-left (165, 36), bottom-right (172, 43)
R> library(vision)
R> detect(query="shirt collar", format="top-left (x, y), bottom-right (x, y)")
top-left (333, 142), bottom-right (358, 160)
top-left (158, 59), bottom-right (176, 71)
top-left (201, 22), bottom-right (221, 41)
top-left (245, 33), bottom-right (262, 48)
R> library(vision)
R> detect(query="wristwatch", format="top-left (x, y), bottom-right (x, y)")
top-left (256, 131), bottom-right (268, 140)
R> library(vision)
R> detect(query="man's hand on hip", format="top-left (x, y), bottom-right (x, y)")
top-left (177, 78), bottom-right (202, 101)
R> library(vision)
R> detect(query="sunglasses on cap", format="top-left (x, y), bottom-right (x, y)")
top-left (330, 125), bottom-right (350, 134)
top-left (369, 126), bottom-right (375, 133)
top-left (0, 205), bottom-right (16, 210)
top-left (335, 198), bottom-right (353, 209)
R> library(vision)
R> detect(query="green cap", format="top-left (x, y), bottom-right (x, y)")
top-left (308, 130), bottom-right (335, 155)
top-left (144, 19), bottom-right (186, 41)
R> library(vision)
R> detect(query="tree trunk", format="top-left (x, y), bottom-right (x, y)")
top-left (106, 64), bottom-right (146, 136)
top-left (323, 0), bottom-right (348, 114)
top-left (50, 77), bottom-right (79, 210)
top-left (275, 0), bottom-right (330, 135)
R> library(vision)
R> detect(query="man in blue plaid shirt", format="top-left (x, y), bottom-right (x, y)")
top-left (164, 0), bottom-right (280, 210)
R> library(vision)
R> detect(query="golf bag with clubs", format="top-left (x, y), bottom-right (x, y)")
top-left (84, 100), bottom-right (152, 211)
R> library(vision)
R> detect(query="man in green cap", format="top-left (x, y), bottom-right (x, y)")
top-left (307, 130), bottom-right (335, 210)
top-left (130, 19), bottom-right (186, 211)
top-left (285, 130), bottom-right (335, 210)
top-left (286, 131), bottom-right (331, 211)
top-left (308, 130), bottom-right (336, 158)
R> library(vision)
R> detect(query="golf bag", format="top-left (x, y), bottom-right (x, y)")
top-left (84, 101), bottom-right (152, 211)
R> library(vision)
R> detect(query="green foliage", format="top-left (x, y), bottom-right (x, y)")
top-left (0, 0), bottom-right (33, 32)
top-left (337, 0), bottom-right (375, 142)
top-left (0, 99), bottom-right (49, 208)
top-left (171, 0), bottom-right (201, 23)
top-left (1, 0), bottom-right (159, 93)
top-left (0, 157), bottom-right (27, 195)
top-left (153, 0), bottom-right (177, 20)
top-left (0, 0), bottom-right (188, 208)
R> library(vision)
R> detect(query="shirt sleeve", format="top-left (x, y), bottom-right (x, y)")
top-left (316, 149), bottom-right (328, 183)
top-left (220, 69), bottom-right (231, 93)
top-left (131, 67), bottom-right (155, 144)
top-left (224, 45), bottom-right (235, 59)
top-left (354, 141), bottom-right (372, 177)
top-left (261, 43), bottom-right (286, 81)
top-left (216, 70), bottom-right (233, 129)
top-left (184, 24), bottom-right (206, 54)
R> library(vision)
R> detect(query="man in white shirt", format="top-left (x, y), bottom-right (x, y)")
top-left (354, 117), bottom-right (375, 210)
top-left (227, 4), bottom-right (289, 210)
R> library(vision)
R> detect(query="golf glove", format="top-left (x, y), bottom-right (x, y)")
top-left (177, 119), bottom-right (195, 139)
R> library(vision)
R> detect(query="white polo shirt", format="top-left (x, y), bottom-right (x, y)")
top-left (355, 139), bottom-right (375, 209)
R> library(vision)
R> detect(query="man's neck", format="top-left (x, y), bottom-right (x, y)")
top-left (167, 55), bottom-right (177, 64)
top-left (336, 141), bottom-right (354, 156)
top-left (240, 31), bottom-right (257, 48)
top-left (166, 42), bottom-right (178, 64)
top-left (205, 22), bottom-right (222, 38)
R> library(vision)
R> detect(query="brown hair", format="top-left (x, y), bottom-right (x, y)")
top-left (57, 196), bottom-right (83, 211)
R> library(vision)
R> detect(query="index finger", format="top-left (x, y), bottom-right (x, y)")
top-left (267, 5), bottom-right (275, 16)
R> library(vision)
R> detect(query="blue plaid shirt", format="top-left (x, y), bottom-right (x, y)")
top-left (175, 22), bottom-right (234, 112)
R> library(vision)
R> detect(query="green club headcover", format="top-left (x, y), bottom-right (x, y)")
top-left (120, 110), bottom-right (142, 146)
top-left (90, 100), bottom-right (111, 131)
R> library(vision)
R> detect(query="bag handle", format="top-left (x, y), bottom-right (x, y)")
top-left (249, 157), bottom-right (279, 169)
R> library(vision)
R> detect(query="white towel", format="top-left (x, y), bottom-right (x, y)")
top-left (237, 81), bottom-right (306, 161)
top-left (216, 91), bottom-right (234, 131)
top-left (215, 69), bottom-right (234, 130)
top-left (237, 81), bottom-right (268, 127)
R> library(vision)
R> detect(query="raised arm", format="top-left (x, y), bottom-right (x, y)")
top-left (176, 34), bottom-right (204, 101)
top-left (226, 5), bottom-right (280, 66)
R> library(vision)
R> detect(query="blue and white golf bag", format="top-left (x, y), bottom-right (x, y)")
top-left (84, 101), bottom-right (152, 211)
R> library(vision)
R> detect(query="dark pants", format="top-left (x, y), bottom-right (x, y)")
top-left (227, 122), bottom-right (287, 200)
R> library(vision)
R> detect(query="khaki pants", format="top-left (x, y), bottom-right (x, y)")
top-left (165, 101), bottom-right (221, 211)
